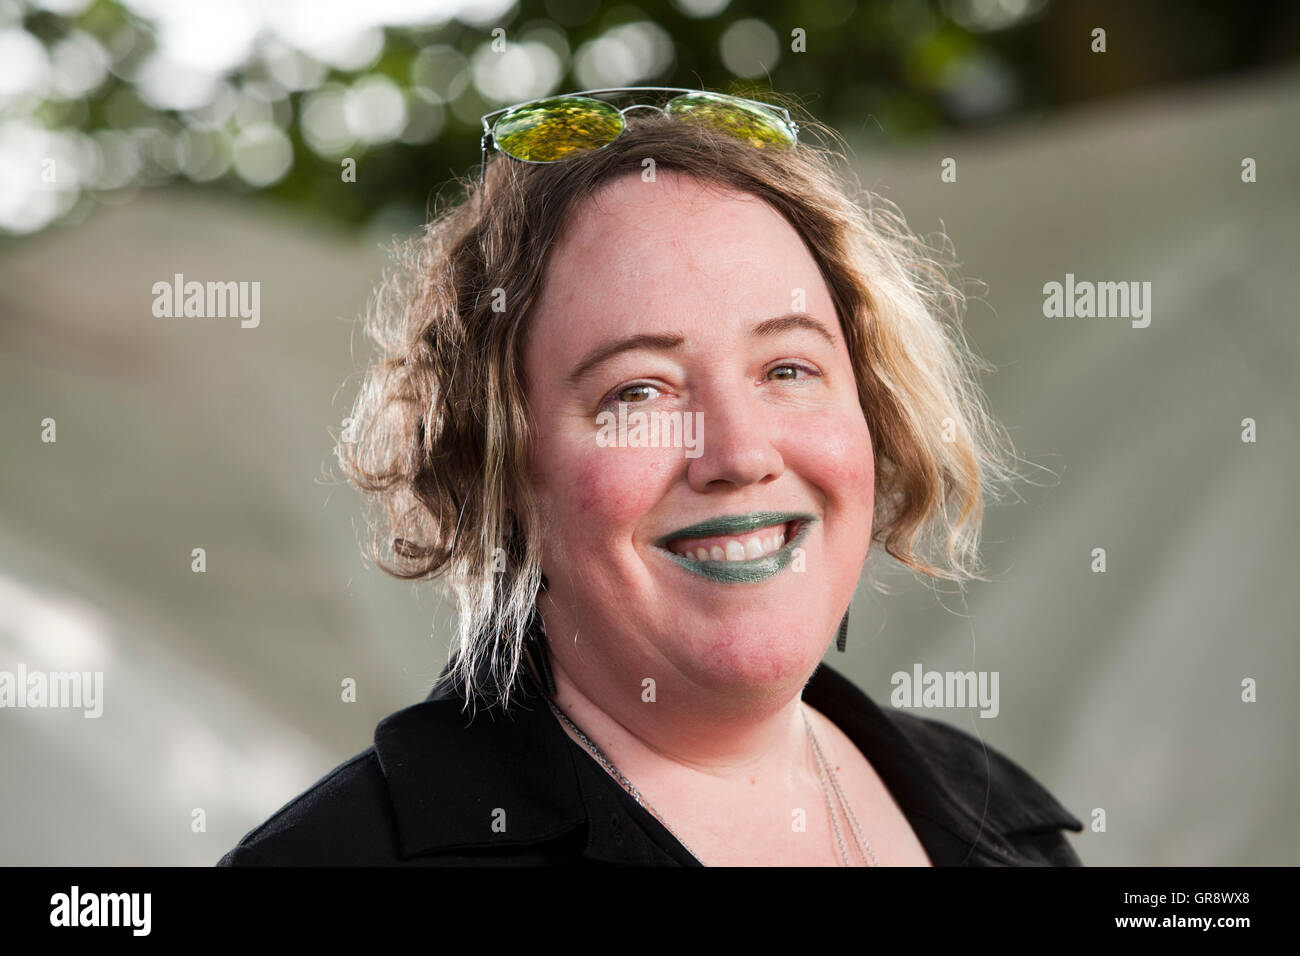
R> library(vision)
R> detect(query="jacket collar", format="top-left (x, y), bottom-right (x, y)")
top-left (371, 664), bottom-right (589, 859)
top-left (372, 658), bottom-right (1082, 865)
top-left (803, 663), bottom-right (1083, 865)
top-left (373, 657), bottom-right (670, 864)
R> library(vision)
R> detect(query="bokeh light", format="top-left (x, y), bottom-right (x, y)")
top-left (718, 18), bottom-right (779, 79)
top-left (0, 0), bottom-right (1288, 237)
top-left (572, 21), bottom-right (674, 88)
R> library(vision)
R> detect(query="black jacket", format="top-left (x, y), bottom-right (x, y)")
top-left (218, 661), bottom-right (1084, 866)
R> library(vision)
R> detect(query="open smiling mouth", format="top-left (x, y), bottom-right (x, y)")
top-left (653, 512), bottom-right (817, 584)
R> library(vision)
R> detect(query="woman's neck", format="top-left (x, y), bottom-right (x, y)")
top-left (547, 654), bottom-right (817, 796)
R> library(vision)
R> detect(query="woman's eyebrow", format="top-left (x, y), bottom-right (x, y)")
top-left (751, 312), bottom-right (837, 346)
top-left (565, 313), bottom-right (836, 387)
top-left (567, 332), bottom-right (686, 386)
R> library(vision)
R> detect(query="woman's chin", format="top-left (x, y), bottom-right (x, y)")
top-left (681, 625), bottom-right (827, 698)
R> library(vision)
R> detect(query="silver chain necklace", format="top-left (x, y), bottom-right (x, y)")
top-left (545, 696), bottom-right (879, 866)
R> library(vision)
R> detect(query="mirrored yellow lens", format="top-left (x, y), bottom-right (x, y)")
top-left (491, 96), bottom-right (626, 162)
top-left (665, 92), bottom-right (796, 149)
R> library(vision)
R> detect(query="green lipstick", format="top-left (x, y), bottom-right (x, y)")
top-left (654, 512), bottom-right (817, 584)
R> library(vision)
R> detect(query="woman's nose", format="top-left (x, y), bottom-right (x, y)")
top-left (685, 388), bottom-right (785, 493)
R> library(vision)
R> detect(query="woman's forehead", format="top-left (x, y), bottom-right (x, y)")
top-left (543, 173), bottom-right (821, 293)
top-left (565, 169), bottom-right (771, 236)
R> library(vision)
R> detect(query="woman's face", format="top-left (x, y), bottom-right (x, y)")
top-left (522, 170), bottom-right (874, 702)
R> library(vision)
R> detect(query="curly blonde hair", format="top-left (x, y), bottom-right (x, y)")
top-left (337, 100), bottom-right (1019, 713)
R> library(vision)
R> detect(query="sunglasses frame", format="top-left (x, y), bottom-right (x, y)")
top-left (478, 86), bottom-right (800, 178)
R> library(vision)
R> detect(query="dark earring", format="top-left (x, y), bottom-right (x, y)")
top-left (525, 606), bottom-right (558, 695)
top-left (836, 608), bottom-right (850, 652)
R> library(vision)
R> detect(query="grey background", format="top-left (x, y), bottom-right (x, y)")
top-left (1, 65), bottom-right (1296, 865)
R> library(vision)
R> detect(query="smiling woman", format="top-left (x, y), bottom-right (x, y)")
top-left (218, 88), bottom-right (1084, 867)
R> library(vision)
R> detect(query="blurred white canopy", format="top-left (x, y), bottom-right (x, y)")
top-left (1, 65), bottom-right (1296, 865)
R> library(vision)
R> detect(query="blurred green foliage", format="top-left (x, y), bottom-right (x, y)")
top-left (2, 0), bottom-right (1295, 237)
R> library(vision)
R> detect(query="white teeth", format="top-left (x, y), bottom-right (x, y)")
top-left (669, 523), bottom-right (793, 562)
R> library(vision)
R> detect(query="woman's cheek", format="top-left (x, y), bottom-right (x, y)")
top-left (788, 407), bottom-right (874, 495)
top-left (571, 444), bottom-right (678, 520)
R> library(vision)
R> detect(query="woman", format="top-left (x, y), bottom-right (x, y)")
top-left (219, 88), bottom-right (1083, 866)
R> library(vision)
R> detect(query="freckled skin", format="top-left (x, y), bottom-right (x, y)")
top-left (522, 169), bottom-right (874, 735)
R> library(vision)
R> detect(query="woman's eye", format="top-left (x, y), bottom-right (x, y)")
top-left (600, 383), bottom-right (658, 408)
top-left (767, 363), bottom-right (815, 381)
top-left (598, 367), bottom-right (815, 411)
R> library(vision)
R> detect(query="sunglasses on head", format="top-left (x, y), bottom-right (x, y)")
top-left (479, 87), bottom-right (800, 178)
